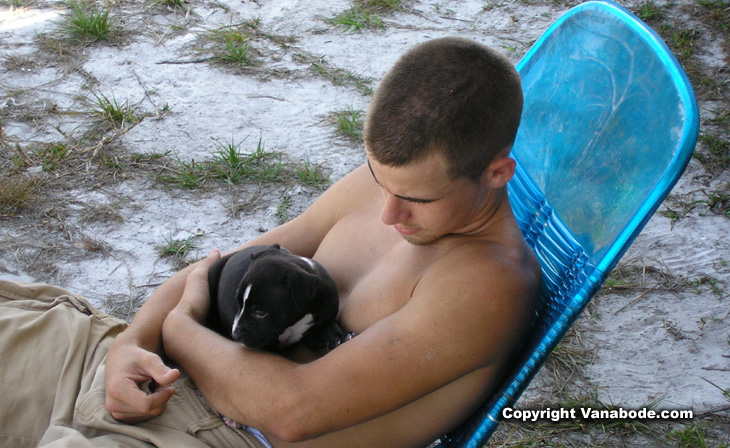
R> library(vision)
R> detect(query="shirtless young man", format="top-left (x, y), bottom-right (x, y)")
top-left (104, 37), bottom-right (541, 447)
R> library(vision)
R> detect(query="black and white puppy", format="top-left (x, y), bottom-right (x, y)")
top-left (207, 244), bottom-right (345, 350)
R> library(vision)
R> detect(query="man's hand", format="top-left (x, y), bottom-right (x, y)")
top-left (167, 249), bottom-right (221, 325)
top-left (104, 340), bottom-right (180, 423)
top-left (104, 249), bottom-right (221, 423)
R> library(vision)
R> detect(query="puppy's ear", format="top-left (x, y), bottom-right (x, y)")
top-left (250, 246), bottom-right (270, 260)
top-left (284, 270), bottom-right (320, 314)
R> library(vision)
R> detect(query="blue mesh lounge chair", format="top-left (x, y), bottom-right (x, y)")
top-left (432, 1), bottom-right (700, 446)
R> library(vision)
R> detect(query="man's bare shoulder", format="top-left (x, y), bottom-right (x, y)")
top-left (261, 164), bottom-right (375, 257)
top-left (311, 164), bottom-right (378, 218)
top-left (428, 230), bottom-right (539, 292)
top-left (411, 234), bottom-right (540, 358)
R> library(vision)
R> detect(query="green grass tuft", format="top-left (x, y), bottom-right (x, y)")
top-left (0, 175), bottom-right (40, 216)
top-left (276, 196), bottom-right (292, 224)
top-left (328, 6), bottom-right (384, 32)
top-left (333, 107), bottom-right (364, 142)
top-left (60, 0), bottom-right (112, 42)
top-left (37, 143), bottom-right (71, 172)
top-left (203, 21), bottom-right (261, 66)
top-left (158, 154), bottom-right (208, 188)
top-left (636, 1), bottom-right (663, 22)
top-left (296, 156), bottom-right (329, 190)
top-left (157, 234), bottom-right (198, 259)
top-left (92, 92), bottom-right (141, 128)
top-left (307, 56), bottom-right (373, 95)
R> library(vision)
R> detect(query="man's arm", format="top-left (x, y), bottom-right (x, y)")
top-left (162, 244), bottom-right (537, 443)
top-left (104, 168), bottom-right (353, 422)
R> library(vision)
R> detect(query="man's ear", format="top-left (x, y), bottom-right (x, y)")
top-left (480, 154), bottom-right (516, 189)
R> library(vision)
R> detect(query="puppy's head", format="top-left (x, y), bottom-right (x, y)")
top-left (230, 247), bottom-right (321, 349)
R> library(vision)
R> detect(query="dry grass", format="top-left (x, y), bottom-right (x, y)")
top-left (0, 175), bottom-right (42, 216)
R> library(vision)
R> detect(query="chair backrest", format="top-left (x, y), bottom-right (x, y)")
top-left (434, 1), bottom-right (699, 446)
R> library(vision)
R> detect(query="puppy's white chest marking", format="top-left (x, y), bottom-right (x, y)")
top-left (232, 284), bottom-right (252, 335)
top-left (277, 313), bottom-right (315, 347)
top-left (299, 256), bottom-right (316, 269)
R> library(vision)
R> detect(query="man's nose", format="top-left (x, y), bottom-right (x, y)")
top-left (381, 193), bottom-right (409, 225)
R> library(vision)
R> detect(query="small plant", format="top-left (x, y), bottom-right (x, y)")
top-left (636, 1), bottom-right (663, 22)
top-left (328, 5), bottom-right (384, 32)
top-left (219, 39), bottom-right (255, 65)
top-left (92, 92), bottom-right (140, 129)
top-left (158, 136), bottom-right (294, 189)
top-left (698, 0), bottom-right (730, 33)
top-left (158, 154), bottom-right (207, 188)
top-left (153, 0), bottom-right (188, 12)
top-left (60, 0), bottom-right (112, 42)
top-left (157, 234), bottom-right (198, 259)
top-left (211, 137), bottom-right (248, 184)
top-left (203, 22), bottom-right (261, 66)
top-left (307, 56), bottom-right (373, 95)
top-left (82, 236), bottom-right (111, 255)
top-left (669, 423), bottom-right (712, 448)
top-left (37, 143), bottom-right (71, 171)
top-left (705, 186), bottom-right (730, 218)
top-left (0, 175), bottom-right (40, 216)
top-left (296, 156), bottom-right (329, 189)
top-left (703, 377), bottom-right (730, 402)
top-left (697, 134), bottom-right (730, 171)
top-left (365, 0), bottom-right (403, 9)
top-left (131, 151), bottom-right (168, 163)
top-left (333, 107), bottom-right (364, 142)
top-left (276, 196), bottom-right (292, 224)
top-left (99, 152), bottom-right (122, 169)
top-left (240, 137), bottom-right (286, 182)
top-left (327, 0), bottom-right (405, 32)
top-left (660, 206), bottom-right (682, 223)
top-left (210, 136), bottom-right (287, 183)
top-left (671, 28), bottom-right (697, 60)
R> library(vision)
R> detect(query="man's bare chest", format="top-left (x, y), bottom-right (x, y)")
top-left (312, 213), bottom-right (434, 333)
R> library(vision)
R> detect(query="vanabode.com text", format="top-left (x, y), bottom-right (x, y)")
top-left (502, 407), bottom-right (693, 422)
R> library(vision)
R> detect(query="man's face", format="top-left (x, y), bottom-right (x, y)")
top-left (366, 153), bottom-right (490, 245)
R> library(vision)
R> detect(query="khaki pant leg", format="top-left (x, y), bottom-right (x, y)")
top-left (51, 363), bottom-right (266, 448)
top-left (0, 280), bottom-right (127, 448)
top-left (0, 280), bottom-right (267, 448)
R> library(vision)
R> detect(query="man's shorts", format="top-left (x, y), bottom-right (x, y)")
top-left (0, 280), bottom-right (268, 448)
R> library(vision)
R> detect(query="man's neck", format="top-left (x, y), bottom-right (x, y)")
top-left (450, 187), bottom-right (513, 239)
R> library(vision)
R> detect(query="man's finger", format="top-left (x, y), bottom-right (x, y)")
top-left (139, 351), bottom-right (180, 387)
top-left (107, 378), bottom-right (176, 421)
top-left (151, 364), bottom-right (181, 388)
top-left (191, 249), bottom-right (221, 279)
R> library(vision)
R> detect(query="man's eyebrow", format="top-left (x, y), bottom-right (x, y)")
top-left (366, 159), bottom-right (437, 204)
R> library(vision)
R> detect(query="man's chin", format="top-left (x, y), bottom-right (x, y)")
top-left (400, 231), bottom-right (441, 246)
top-left (393, 224), bottom-right (443, 245)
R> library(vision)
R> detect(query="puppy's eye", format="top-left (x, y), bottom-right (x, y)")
top-left (250, 309), bottom-right (269, 319)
